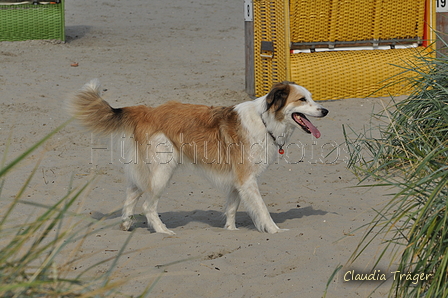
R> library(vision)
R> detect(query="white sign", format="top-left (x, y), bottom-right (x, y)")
top-left (244, 0), bottom-right (253, 21)
top-left (437, 0), bottom-right (448, 12)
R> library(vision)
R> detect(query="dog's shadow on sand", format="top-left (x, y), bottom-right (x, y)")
top-left (91, 206), bottom-right (328, 231)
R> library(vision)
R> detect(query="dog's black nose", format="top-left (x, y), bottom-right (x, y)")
top-left (320, 108), bottom-right (329, 117)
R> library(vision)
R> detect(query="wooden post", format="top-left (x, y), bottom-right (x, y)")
top-left (437, 12), bottom-right (448, 54)
top-left (244, 0), bottom-right (255, 97)
top-left (436, 0), bottom-right (448, 54)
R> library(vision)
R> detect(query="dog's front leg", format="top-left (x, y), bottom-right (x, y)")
top-left (224, 188), bottom-right (241, 230)
top-left (237, 176), bottom-right (287, 233)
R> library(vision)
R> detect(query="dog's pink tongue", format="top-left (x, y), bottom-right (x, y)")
top-left (302, 117), bottom-right (321, 138)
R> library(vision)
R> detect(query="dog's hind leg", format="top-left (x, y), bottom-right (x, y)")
top-left (224, 187), bottom-right (240, 230)
top-left (237, 176), bottom-right (288, 233)
top-left (142, 163), bottom-right (177, 235)
top-left (142, 194), bottom-right (174, 235)
top-left (120, 183), bottom-right (143, 231)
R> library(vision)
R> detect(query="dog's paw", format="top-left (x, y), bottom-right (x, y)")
top-left (120, 220), bottom-right (133, 231)
top-left (224, 224), bottom-right (239, 231)
top-left (165, 229), bottom-right (176, 235)
top-left (263, 226), bottom-right (289, 234)
top-left (153, 225), bottom-right (176, 235)
top-left (276, 228), bottom-right (289, 233)
top-left (159, 228), bottom-right (176, 235)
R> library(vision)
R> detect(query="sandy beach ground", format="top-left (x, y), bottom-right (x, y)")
top-left (1, 1), bottom-right (398, 297)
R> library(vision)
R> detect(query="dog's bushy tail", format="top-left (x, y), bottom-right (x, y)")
top-left (67, 79), bottom-right (137, 135)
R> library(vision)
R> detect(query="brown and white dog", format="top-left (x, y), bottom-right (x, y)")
top-left (68, 80), bottom-right (328, 234)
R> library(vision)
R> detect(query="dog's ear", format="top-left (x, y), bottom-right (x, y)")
top-left (265, 81), bottom-right (293, 112)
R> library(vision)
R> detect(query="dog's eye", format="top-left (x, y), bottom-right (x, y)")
top-left (298, 97), bottom-right (306, 102)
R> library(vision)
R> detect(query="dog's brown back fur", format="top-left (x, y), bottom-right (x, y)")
top-left (68, 81), bottom-right (248, 177)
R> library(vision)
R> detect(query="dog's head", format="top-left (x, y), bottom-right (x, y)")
top-left (265, 81), bottom-right (328, 138)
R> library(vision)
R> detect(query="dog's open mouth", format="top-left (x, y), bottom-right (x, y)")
top-left (292, 113), bottom-right (321, 138)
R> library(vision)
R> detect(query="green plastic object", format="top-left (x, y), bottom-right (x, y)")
top-left (0, 1), bottom-right (65, 42)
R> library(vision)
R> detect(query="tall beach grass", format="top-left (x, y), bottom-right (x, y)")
top-left (341, 46), bottom-right (448, 298)
top-left (0, 121), bottom-right (156, 297)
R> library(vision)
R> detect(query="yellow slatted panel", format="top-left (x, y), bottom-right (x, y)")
top-left (290, 47), bottom-right (431, 101)
top-left (252, 0), bottom-right (433, 99)
top-left (330, 0), bottom-right (376, 41)
top-left (289, 0), bottom-right (332, 43)
top-left (289, 0), bottom-right (426, 43)
top-left (374, 0), bottom-right (426, 40)
top-left (254, 0), bottom-right (289, 97)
